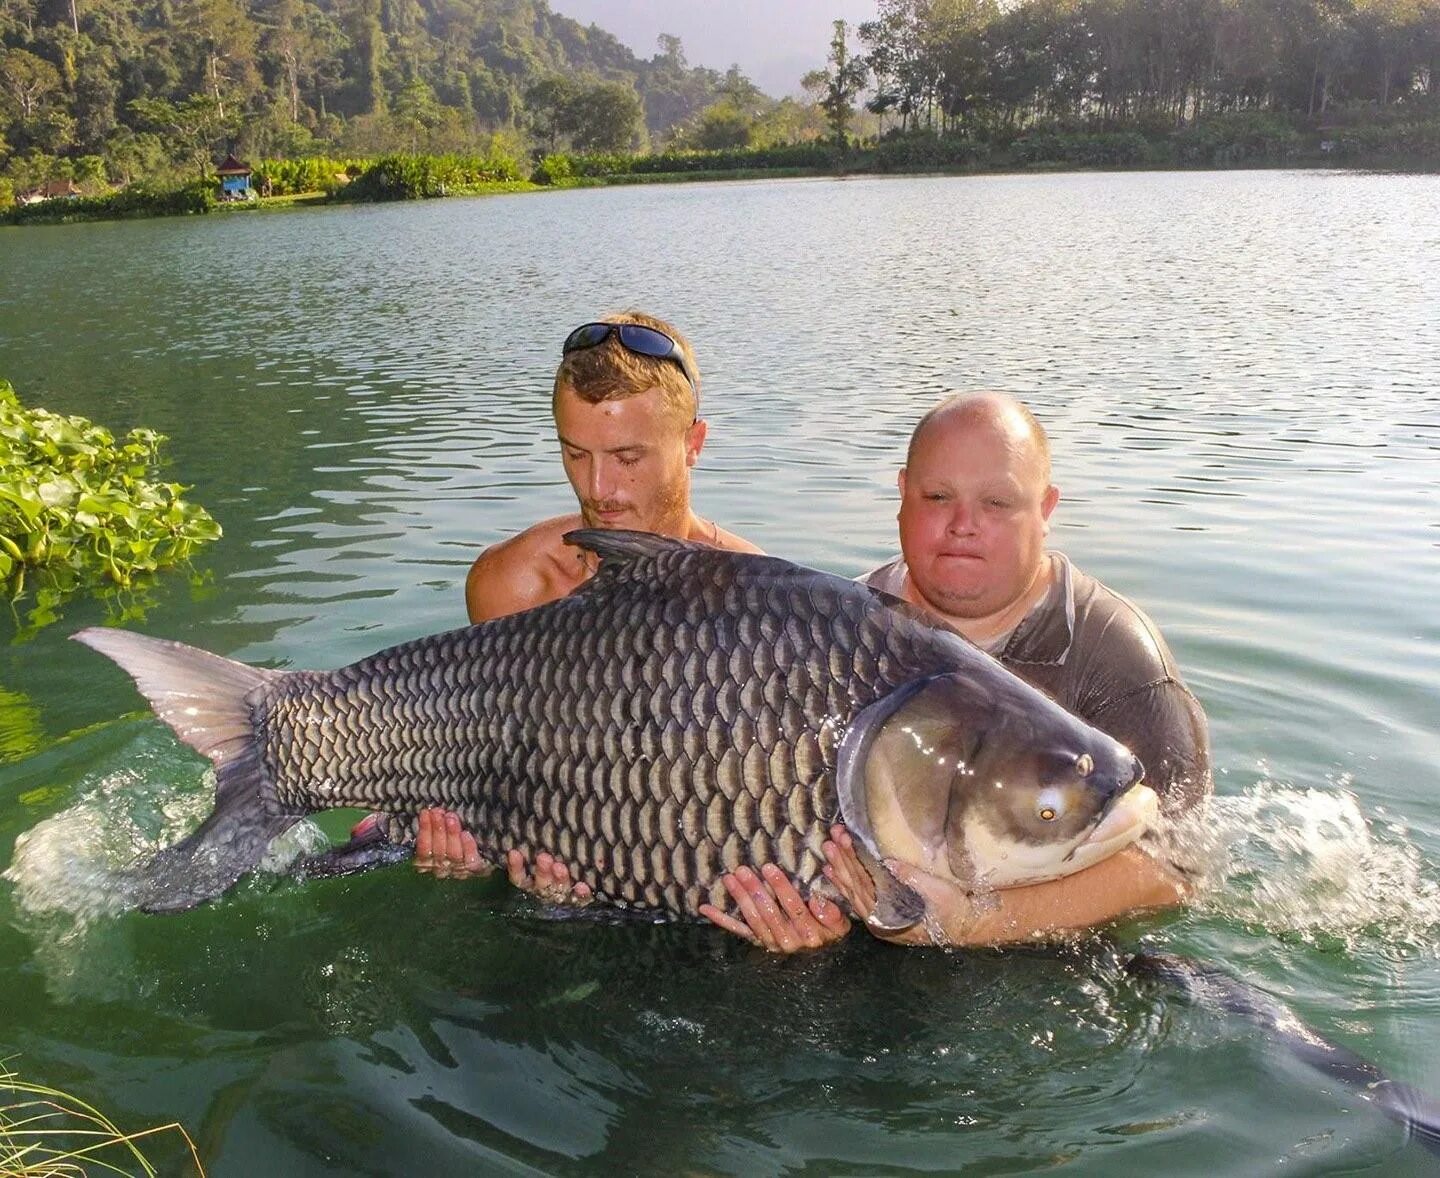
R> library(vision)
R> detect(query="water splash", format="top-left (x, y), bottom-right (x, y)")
top-left (1162, 782), bottom-right (1440, 952)
top-left (3, 753), bottom-right (326, 924)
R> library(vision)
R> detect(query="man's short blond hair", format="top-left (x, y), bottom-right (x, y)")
top-left (907, 392), bottom-right (1053, 484)
top-left (553, 310), bottom-right (700, 429)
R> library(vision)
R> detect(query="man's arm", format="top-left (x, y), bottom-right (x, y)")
top-left (1089, 679), bottom-right (1211, 816)
top-left (702, 827), bottom-right (1188, 950)
top-left (881, 844), bottom-right (1188, 947)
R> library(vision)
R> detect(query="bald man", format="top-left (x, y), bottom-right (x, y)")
top-left (701, 393), bottom-right (1211, 950)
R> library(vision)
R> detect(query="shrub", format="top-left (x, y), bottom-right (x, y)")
top-left (346, 151), bottom-right (523, 201)
top-left (1172, 112), bottom-right (1301, 165)
top-left (0, 379), bottom-right (221, 601)
top-left (1011, 131), bottom-right (1153, 167)
top-left (252, 156), bottom-right (363, 196)
top-left (870, 133), bottom-right (992, 171)
top-left (531, 153), bottom-right (573, 185)
top-left (1328, 119), bottom-right (1440, 161)
top-left (4, 181), bottom-right (213, 225)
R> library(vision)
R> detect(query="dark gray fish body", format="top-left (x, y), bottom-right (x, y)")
top-left (73, 531), bottom-right (1147, 918)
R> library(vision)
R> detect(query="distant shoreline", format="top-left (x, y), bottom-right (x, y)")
top-left (7, 148), bottom-right (1436, 228)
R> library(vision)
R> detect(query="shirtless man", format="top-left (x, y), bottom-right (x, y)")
top-left (701, 393), bottom-right (1211, 950)
top-left (408, 310), bottom-right (760, 887)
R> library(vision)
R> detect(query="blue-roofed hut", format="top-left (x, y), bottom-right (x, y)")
top-left (216, 154), bottom-right (253, 199)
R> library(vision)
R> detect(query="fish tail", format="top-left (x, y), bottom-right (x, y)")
top-left (1129, 952), bottom-right (1440, 1158)
top-left (72, 627), bottom-right (297, 913)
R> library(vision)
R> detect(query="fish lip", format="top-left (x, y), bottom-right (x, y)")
top-left (1062, 776), bottom-right (1156, 862)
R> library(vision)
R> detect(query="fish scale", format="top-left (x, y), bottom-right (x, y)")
top-left (73, 530), bottom-right (1150, 919)
top-left (248, 539), bottom-right (958, 916)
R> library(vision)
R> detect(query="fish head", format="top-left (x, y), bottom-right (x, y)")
top-left (838, 669), bottom-right (1156, 910)
top-left (950, 706), bottom-right (1155, 887)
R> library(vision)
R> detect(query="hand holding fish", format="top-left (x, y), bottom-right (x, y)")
top-left (505, 848), bottom-right (593, 905)
top-left (820, 824), bottom-right (976, 948)
top-left (698, 862), bottom-right (851, 951)
top-left (413, 808), bottom-right (492, 880)
top-left (697, 825), bottom-right (880, 952)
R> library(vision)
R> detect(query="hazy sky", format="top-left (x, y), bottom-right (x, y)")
top-left (546, 0), bottom-right (880, 97)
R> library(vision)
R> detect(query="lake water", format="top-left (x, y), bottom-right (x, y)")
top-left (2, 170), bottom-right (1439, 1174)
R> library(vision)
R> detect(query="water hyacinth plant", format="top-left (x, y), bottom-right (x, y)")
top-left (0, 1059), bottom-right (204, 1175)
top-left (0, 380), bottom-right (221, 618)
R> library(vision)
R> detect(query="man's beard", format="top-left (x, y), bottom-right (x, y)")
top-left (581, 479), bottom-right (687, 534)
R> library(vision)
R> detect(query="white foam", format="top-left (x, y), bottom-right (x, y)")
top-left (3, 758), bottom-right (326, 923)
top-left (1160, 782), bottom-right (1440, 951)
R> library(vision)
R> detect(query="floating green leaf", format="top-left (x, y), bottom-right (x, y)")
top-left (0, 380), bottom-right (222, 633)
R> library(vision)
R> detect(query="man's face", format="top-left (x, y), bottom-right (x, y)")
top-left (898, 412), bottom-right (1059, 620)
top-left (554, 383), bottom-right (705, 535)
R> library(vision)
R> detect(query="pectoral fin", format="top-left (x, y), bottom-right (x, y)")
top-left (849, 839), bottom-right (927, 933)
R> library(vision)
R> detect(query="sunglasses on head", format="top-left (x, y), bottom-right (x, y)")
top-left (561, 321), bottom-right (700, 408)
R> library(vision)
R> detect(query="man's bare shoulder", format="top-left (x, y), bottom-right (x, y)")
top-left (709, 524), bottom-right (764, 555)
top-left (465, 515), bottom-right (587, 623)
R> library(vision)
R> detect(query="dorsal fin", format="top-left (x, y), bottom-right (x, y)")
top-left (562, 528), bottom-right (692, 566)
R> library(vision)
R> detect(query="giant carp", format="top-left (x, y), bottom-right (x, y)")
top-left (73, 530), bottom-right (1157, 924)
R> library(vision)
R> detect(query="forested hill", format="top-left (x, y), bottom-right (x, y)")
top-left (0, 0), bottom-right (748, 171)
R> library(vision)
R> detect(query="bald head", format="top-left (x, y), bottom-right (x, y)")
top-left (906, 393), bottom-right (1052, 486)
top-left (896, 393), bottom-right (1060, 630)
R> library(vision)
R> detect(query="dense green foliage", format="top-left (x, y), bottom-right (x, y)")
top-left (3, 0), bottom-right (1437, 216)
top-left (252, 154), bottom-right (363, 195)
top-left (343, 149), bottom-right (520, 198)
top-left (545, 143), bottom-right (844, 180)
top-left (0, 381), bottom-right (221, 608)
top-left (859, 0), bottom-right (1440, 135)
top-left (4, 180), bottom-right (214, 223)
top-left (0, 1), bottom-right (750, 194)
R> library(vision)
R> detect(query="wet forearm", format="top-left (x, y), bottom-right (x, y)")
top-left (957, 846), bottom-right (1187, 945)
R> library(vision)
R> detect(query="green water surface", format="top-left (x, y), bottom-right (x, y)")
top-left (1, 171), bottom-right (1439, 1174)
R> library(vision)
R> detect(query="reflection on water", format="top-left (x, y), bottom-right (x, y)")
top-left (2, 170), bottom-right (1440, 1173)
top-left (0, 685), bottom-right (41, 764)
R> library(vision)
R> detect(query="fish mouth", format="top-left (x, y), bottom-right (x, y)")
top-left (1065, 783), bottom-right (1160, 863)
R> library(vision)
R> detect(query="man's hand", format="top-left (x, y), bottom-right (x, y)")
top-left (505, 849), bottom-right (593, 905)
top-left (699, 863), bottom-right (851, 952)
top-left (412, 808), bottom-right (491, 879)
top-left (818, 824), bottom-right (975, 947)
top-left (698, 825), bottom-right (877, 953)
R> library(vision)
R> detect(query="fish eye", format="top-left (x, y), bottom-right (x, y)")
top-left (1036, 787), bottom-right (1065, 822)
top-left (1075, 753), bottom-right (1094, 778)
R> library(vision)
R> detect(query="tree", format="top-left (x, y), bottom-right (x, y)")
top-left (128, 94), bottom-right (229, 181)
top-left (568, 81), bottom-right (642, 152)
top-left (175, 0), bottom-right (261, 120)
top-left (391, 76), bottom-right (440, 150)
top-left (524, 74), bottom-right (578, 152)
top-left (860, 1), bottom-right (933, 132)
top-left (0, 47), bottom-right (61, 122)
top-left (691, 99), bottom-right (752, 148)
top-left (805, 20), bottom-right (869, 147)
top-left (259, 0), bottom-right (327, 123)
top-left (720, 64), bottom-right (763, 110)
top-left (341, 0), bottom-right (386, 115)
top-left (656, 33), bottom-right (686, 71)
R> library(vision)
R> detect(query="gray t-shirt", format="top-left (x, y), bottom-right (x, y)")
top-left (859, 554), bottom-right (1211, 815)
